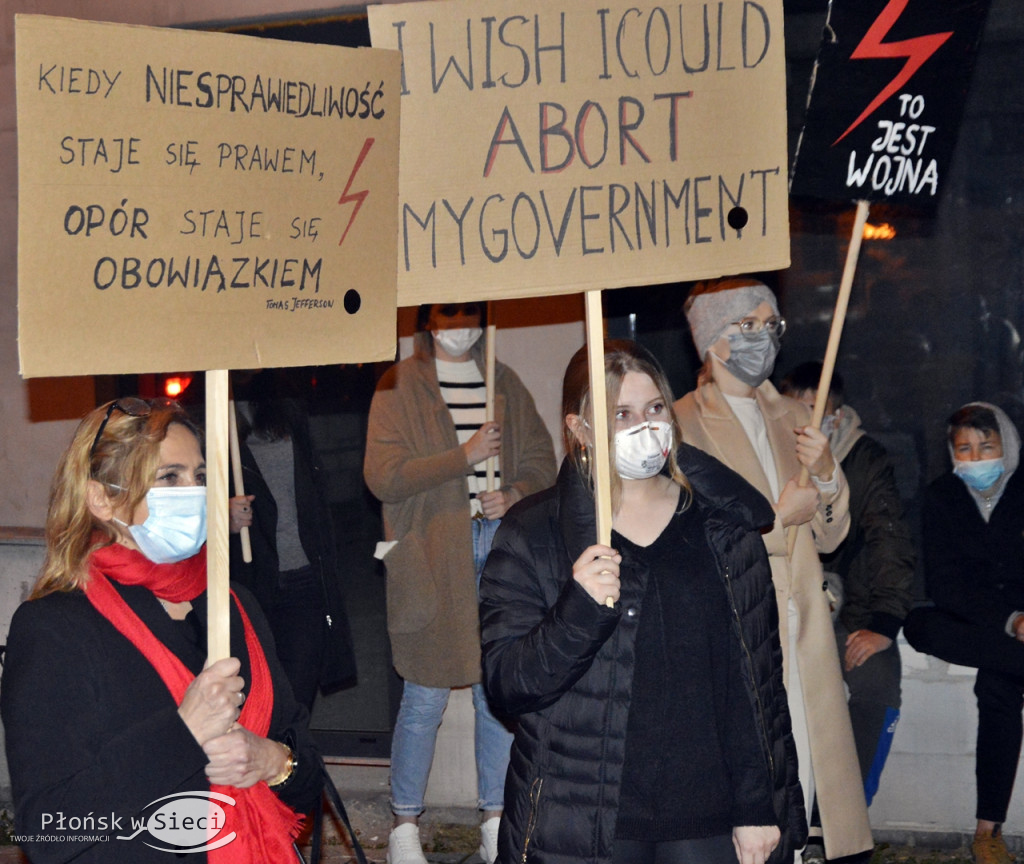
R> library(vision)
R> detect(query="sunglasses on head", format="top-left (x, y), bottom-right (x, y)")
top-left (436, 303), bottom-right (482, 318)
top-left (89, 397), bottom-right (181, 460)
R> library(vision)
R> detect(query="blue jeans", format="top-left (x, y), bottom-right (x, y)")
top-left (390, 518), bottom-right (512, 816)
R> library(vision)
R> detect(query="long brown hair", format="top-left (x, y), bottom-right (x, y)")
top-left (561, 339), bottom-right (691, 511)
top-left (33, 400), bottom-right (198, 599)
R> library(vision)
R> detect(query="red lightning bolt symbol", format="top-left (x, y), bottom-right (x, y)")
top-left (833, 0), bottom-right (952, 145)
top-left (338, 138), bottom-right (375, 246)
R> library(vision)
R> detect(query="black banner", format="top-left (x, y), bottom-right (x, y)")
top-left (790, 0), bottom-right (990, 208)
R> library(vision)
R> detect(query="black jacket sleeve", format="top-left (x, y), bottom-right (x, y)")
top-left (479, 511), bottom-right (620, 717)
top-left (838, 438), bottom-right (915, 638)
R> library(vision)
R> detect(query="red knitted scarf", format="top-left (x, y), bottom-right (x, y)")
top-left (84, 543), bottom-right (303, 862)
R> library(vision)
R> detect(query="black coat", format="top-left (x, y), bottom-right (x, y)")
top-left (1, 582), bottom-right (322, 864)
top-left (479, 445), bottom-right (805, 864)
top-left (922, 460), bottom-right (1024, 628)
top-left (230, 398), bottom-right (357, 693)
top-left (823, 436), bottom-right (915, 638)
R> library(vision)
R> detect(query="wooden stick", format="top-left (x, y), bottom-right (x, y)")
top-left (786, 199), bottom-right (871, 557)
top-left (206, 369), bottom-right (231, 663)
top-left (585, 291), bottom-right (615, 608)
top-left (227, 397), bottom-right (252, 563)
top-left (485, 308), bottom-right (497, 493)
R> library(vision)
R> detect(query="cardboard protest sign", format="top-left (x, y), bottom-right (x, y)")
top-left (369, 0), bottom-right (790, 306)
top-left (790, 0), bottom-right (990, 207)
top-left (16, 15), bottom-right (402, 378)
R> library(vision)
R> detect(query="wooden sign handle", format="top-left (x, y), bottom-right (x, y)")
top-left (485, 310), bottom-right (497, 493)
top-left (585, 291), bottom-right (616, 608)
top-left (786, 199), bottom-right (871, 557)
top-left (206, 369), bottom-right (231, 663)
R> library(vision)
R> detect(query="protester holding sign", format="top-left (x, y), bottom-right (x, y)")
top-left (904, 403), bottom-right (1024, 864)
top-left (479, 340), bottom-right (804, 864)
top-left (1, 399), bottom-right (322, 863)
top-left (673, 277), bottom-right (873, 861)
top-left (227, 368), bottom-right (357, 714)
top-left (364, 302), bottom-right (556, 864)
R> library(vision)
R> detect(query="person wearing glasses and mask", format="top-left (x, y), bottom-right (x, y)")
top-left (904, 403), bottom-right (1024, 864)
top-left (673, 277), bottom-right (872, 863)
top-left (1, 399), bottom-right (322, 863)
top-left (364, 303), bottom-right (556, 864)
top-left (480, 340), bottom-right (804, 864)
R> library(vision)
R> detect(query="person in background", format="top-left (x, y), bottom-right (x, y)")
top-left (228, 368), bottom-right (357, 715)
top-left (364, 302), bottom-right (556, 864)
top-left (904, 403), bottom-right (1024, 864)
top-left (1, 398), bottom-right (321, 863)
top-left (674, 277), bottom-right (872, 862)
top-left (480, 339), bottom-right (804, 864)
top-left (779, 362), bottom-right (914, 807)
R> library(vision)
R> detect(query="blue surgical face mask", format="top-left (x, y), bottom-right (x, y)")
top-left (117, 487), bottom-right (207, 564)
top-left (718, 329), bottom-right (780, 388)
top-left (954, 458), bottom-right (1006, 492)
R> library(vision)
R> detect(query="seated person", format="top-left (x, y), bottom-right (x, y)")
top-left (904, 402), bottom-right (1024, 864)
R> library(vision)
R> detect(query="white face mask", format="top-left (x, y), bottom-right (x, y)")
top-left (614, 421), bottom-right (673, 480)
top-left (433, 327), bottom-right (483, 357)
top-left (117, 487), bottom-right (207, 564)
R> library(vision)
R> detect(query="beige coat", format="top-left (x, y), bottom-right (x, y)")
top-left (675, 380), bottom-right (872, 859)
top-left (364, 334), bottom-right (556, 687)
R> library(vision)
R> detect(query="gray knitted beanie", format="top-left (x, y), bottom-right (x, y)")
top-left (684, 277), bottom-right (780, 358)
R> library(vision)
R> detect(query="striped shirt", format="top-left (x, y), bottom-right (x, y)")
top-left (437, 358), bottom-right (500, 516)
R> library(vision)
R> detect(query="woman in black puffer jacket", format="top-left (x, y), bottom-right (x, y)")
top-left (480, 341), bottom-right (805, 864)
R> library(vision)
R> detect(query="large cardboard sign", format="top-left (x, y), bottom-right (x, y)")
top-left (369, 0), bottom-right (790, 306)
top-left (790, 0), bottom-right (989, 207)
top-left (17, 15), bottom-right (402, 378)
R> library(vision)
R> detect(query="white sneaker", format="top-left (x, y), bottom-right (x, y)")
top-left (387, 823), bottom-right (428, 864)
top-left (479, 816), bottom-right (500, 864)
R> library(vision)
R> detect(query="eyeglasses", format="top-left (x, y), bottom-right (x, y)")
top-left (89, 397), bottom-right (153, 459)
top-left (732, 315), bottom-right (786, 339)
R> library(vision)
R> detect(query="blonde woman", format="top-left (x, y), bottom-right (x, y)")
top-left (480, 340), bottom-right (804, 864)
top-left (1, 398), bottom-right (321, 863)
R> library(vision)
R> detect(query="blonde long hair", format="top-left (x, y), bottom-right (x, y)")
top-left (33, 400), bottom-right (197, 599)
top-left (561, 339), bottom-right (691, 512)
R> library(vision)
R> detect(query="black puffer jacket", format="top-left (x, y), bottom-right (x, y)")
top-left (480, 445), bottom-right (805, 864)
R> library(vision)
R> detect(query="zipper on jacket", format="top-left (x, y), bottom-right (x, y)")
top-left (313, 554), bottom-right (334, 628)
top-left (520, 777), bottom-right (543, 864)
top-left (721, 564), bottom-right (775, 778)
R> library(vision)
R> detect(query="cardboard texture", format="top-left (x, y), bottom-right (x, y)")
top-left (369, 0), bottom-right (791, 306)
top-left (790, 0), bottom-right (990, 208)
top-left (16, 15), bottom-right (402, 378)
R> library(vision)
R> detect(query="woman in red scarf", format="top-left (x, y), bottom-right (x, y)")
top-left (1, 398), bottom-right (322, 863)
